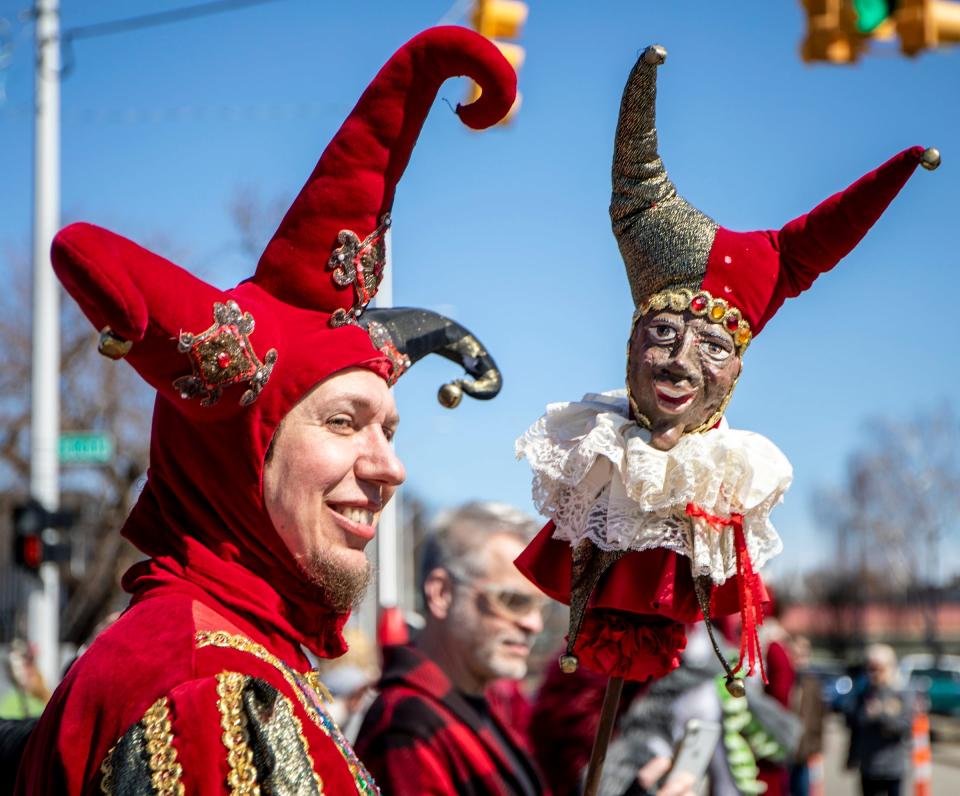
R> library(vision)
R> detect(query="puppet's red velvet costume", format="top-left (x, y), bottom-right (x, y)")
top-left (16, 27), bottom-right (516, 795)
top-left (516, 44), bottom-right (938, 687)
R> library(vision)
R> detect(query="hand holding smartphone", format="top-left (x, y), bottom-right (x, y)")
top-left (662, 719), bottom-right (721, 791)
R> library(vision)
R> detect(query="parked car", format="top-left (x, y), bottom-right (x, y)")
top-left (900, 653), bottom-right (960, 682)
top-left (907, 667), bottom-right (960, 716)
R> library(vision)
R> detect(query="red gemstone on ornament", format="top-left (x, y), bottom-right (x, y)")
top-left (217, 352), bottom-right (232, 369)
top-left (691, 295), bottom-right (708, 312)
top-left (725, 315), bottom-right (740, 332)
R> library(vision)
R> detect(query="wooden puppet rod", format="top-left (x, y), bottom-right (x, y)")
top-left (583, 675), bottom-right (625, 796)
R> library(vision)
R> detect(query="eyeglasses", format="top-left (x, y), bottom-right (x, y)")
top-left (448, 573), bottom-right (548, 621)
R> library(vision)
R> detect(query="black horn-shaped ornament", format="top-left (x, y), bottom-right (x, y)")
top-left (358, 308), bottom-right (502, 407)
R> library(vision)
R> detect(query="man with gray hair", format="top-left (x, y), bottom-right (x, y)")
top-left (354, 501), bottom-right (549, 795)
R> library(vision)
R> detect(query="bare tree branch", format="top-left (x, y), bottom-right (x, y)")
top-left (0, 245), bottom-right (152, 645)
top-left (805, 406), bottom-right (960, 655)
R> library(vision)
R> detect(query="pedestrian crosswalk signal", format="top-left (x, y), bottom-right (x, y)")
top-left (11, 498), bottom-right (76, 572)
top-left (15, 534), bottom-right (44, 571)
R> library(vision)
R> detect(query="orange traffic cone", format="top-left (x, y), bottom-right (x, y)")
top-left (807, 751), bottom-right (825, 796)
top-left (913, 703), bottom-right (932, 796)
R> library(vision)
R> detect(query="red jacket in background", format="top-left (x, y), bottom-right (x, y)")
top-left (355, 644), bottom-right (547, 796)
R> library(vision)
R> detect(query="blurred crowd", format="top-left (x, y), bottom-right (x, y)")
top-left (310, 501), bottom-right (920, 795)
top-left (0, 501), bottom-right (925, 795)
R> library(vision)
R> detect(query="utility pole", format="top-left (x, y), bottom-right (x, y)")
top-left (28, 0), bottom-right (61, 688)
top-left (372, 228), bottom-right (404, 643)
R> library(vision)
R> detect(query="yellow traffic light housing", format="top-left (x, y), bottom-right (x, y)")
top-left (472, 0), bottom-right (528, 39)
top-left (467, 0), bottom-right (528, 124)
top-left (897, 0), bottom-right (960, 55)
top-left (801, 0), bottom-right (868, 63)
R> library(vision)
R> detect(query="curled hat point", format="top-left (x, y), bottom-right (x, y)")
top-left (643, 44), bottom-right (667, 66)
top-left (921, 147), bottom-right (941, 171)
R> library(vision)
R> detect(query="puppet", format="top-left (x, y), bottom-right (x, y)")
top-left (515, 43), bottom-right (938, 793)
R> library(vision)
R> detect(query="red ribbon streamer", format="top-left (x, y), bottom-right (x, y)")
top-left (685, 503), bottom-right (767, 683)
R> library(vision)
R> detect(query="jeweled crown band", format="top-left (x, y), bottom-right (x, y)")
top-left (635, 288), bottom-right (753, 353)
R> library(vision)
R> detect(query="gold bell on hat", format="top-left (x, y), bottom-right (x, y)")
top-left (437, 381), bottom-right (463, 409)
top-left (97, 326), bottom-right (132, 360)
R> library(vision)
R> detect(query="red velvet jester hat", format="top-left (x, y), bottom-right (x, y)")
top-left (50, 27), bottom-right (517, 658)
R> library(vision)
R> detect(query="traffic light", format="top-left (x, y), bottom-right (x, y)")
top-left (467, 0), bottom-right (528, 123)
top-left (14, 534), bottom-right (44, 571)
top-left (897, 0), bottom-right (960, 55)
top-left (800, 0), bottom-right (960, 61)
top-left (12, 498), bottom-right (74, 572)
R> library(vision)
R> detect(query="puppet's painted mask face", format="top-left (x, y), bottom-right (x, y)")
top-left (627, 309), bottom-right (742, 450)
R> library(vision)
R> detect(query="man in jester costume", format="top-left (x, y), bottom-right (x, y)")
top-left (16, 27), bottom-right (515, 795)
top-left (514, 43), bottom-right (938, 788)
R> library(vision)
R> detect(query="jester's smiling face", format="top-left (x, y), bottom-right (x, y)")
top-left (262, 368), bottom-right (405, 610)
top-left (627, 308), bottom-right (742, 451)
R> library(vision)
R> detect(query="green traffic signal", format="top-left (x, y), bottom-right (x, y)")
top-left (853, 0), bottom-right (897, 33)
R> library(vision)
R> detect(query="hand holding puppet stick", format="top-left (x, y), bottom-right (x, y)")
top-left (514, 44), bottom-right (939, 795)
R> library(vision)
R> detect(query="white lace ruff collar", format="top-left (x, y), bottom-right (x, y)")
top-left (515, 390), bottom-right (793, 583)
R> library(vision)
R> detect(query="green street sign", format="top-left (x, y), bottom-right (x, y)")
top-left (59, 432), bottom-right (113, 465)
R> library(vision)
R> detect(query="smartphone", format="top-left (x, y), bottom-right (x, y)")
top-left (663, 719), bottom-right (722, 788)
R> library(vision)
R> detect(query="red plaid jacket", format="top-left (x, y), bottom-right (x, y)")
top-left (355, 644), bottom-right (547, 796)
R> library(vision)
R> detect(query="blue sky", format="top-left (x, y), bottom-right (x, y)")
top-left (1, 1), bottom-right (957, 579)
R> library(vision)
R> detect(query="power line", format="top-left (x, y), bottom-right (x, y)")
top-left (0, 97), bottom-right (348, 124)
top-left (53, 0), bottom-right (293, 78)
top-left (63, 0), bottom-right (290, 42)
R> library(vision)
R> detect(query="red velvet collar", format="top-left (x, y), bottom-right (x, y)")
top-left (121, 480), bottom-right (350, 661)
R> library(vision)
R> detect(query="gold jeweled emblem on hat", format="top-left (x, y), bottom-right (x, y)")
top-left (327, 214), bottom-right (391, 328)
top-left (363, 319), bottom-right (412, 386)
top-left (173, 300), bottom-right (278, 407)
